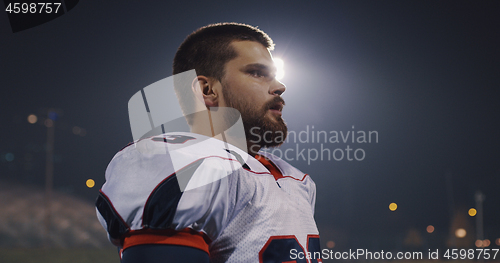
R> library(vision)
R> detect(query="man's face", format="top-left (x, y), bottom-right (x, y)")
top-left (217, 40), bottom-right (287, 148)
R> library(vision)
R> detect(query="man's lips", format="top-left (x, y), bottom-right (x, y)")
top-left (268, 108), bottom-right (282, 116)
top-left (269, 103), bottom-right (283, 111)
top-left (268, 101), bottom-right (284, 116)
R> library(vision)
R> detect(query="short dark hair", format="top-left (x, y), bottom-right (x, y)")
top-left (172, 23), bottom-right (274, 125)
top-left (173, 22), bottom-right (274, 80)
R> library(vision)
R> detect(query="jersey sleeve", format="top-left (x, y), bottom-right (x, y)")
top-left (308, 177), bottom-right (317, 215)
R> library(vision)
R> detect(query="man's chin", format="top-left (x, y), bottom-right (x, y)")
top-left (264, 111), bottom-right (284, 124)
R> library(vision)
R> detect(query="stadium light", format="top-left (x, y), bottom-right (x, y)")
top-left (274, 58), bottom-right (285, 80)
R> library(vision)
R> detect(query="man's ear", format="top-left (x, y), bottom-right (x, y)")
top-left (196, 75), bottom-right (219, 108)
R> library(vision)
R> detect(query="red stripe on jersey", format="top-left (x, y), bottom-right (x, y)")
top-left (122, 228), bottom-right (211, 254)
top-left (255, 154), bottom-right (284, 180)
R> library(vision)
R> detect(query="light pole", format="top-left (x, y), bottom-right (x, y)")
top-left (475, 191), bottom-right (485, 243)
top-left (43, 109), bottom-right (58, 246)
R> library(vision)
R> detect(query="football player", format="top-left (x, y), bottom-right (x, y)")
top-left (96, 23), bottom-right (321, 263)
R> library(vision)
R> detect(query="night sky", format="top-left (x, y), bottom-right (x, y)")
top-left (1, 0), bottom-right (499, 250)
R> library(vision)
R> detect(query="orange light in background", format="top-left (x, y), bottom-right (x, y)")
top-left (426, 225), bottom-right (435, 233)
top-left (326, 241), bottom-right (335, 248)
top-left (455, 228), bottom-right (466, 238)
top-left (27, 114), bottom-right (37, 124)
top-left (483, 239), bottom-right (491, 247)
top-left (86, 179), bottom-right (95, 188)
top-left (468, 208), bottom-right (477, 217)
top-left (389, 203), bottom-right (397, 211)
top-left (476, 240), bottom-right (483, 247)
top-left (496, 238), bottom-right (500, 246)
top-left (44, 119), bottom-right (53, 127)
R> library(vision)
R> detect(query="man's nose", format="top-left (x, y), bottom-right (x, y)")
top-left (270, 80), bottom-right (286, 96)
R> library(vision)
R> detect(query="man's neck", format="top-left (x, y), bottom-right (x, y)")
top-left (190, 109), bottom-right (256, 155)
top-left (246, 140), bottom-right (261, 157)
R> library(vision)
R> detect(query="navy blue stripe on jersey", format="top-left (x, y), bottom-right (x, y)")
top-left (259, 235), bottom-right (307, 263)
top-left (96, 191), bottom-right (130, 240)
top-left (224, 148), bottom-right (250, 170)
top-left (142, 158), bottom-right (205, 229)
top-left (122, 244), bottom-right (209, 263)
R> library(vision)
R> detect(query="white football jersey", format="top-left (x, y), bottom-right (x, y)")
top-left (96, 132), bottom-right (321, 263)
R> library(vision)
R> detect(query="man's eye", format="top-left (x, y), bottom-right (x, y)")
top-left (249, 70), bottom-right (266, 78)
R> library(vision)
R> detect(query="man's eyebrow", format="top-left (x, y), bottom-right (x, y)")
top-left (244, 63), bottom-right (276, 71)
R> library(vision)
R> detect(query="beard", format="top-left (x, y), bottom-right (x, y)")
top-left (221, 82), bottom-right (288, 149)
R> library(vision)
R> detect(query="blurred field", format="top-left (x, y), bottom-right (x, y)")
top-left (0, 248), bottom-right (118, 263)
top-left (1, 182), bottom-right (498, 263)
top-left (0, 182), bottom-right (119, 262)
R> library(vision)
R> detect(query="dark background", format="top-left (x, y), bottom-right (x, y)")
top-left (1, 0), bottom-right (499, 252)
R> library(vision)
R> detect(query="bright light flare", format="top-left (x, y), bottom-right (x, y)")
top-left (273, 58), bottom-right (285, 80)
top-left (389, 202), bottom-right (397, 211)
